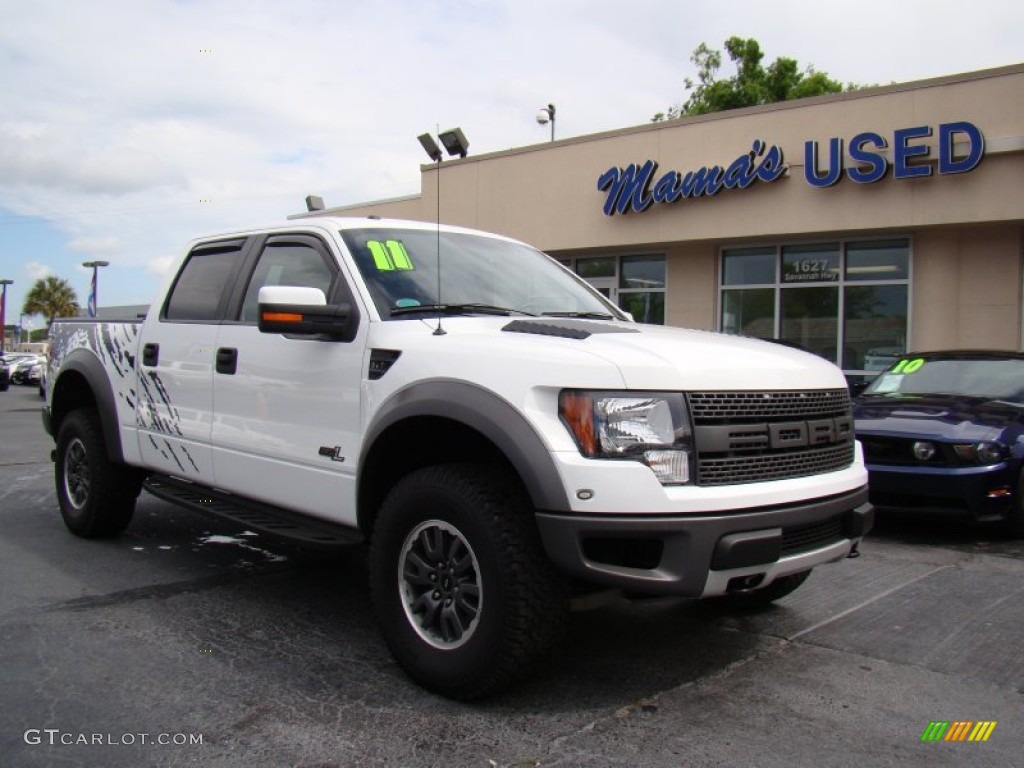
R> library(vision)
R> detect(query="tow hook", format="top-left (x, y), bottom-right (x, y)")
top-left (847, 542), bottom-right (861, 559)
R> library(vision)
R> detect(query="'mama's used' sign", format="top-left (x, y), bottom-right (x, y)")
top-left (596, 121), bottom-right (984, 216)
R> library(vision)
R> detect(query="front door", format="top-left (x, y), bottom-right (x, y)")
top-left (211, 233), bottom-right (367, 526)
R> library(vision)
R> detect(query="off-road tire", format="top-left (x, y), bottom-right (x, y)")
top-left (721, 569), bottom-right (812, 609)
top-left (369, 463), bottom-right (568, 700)
top-left (55, 408), bottom-right (144, 538)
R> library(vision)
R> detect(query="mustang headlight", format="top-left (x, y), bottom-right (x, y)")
top-left (954, 441), bottom-right (1005, 465)
top-left (559, 390), bottom-right (693, 485)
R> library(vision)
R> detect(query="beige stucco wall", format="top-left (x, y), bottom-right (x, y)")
top-left (664, 243), bottom-right (717, 330)
top-left (329, 65), bottom-right (1024, 251)
top-left (911, 224), bottom-right (1023, 351)
top-left (320, 65), bottom-right (1024, 353)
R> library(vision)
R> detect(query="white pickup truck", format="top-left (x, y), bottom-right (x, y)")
top-left (45, 215), bottom-right (872, 699)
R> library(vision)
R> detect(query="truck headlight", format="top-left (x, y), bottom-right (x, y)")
top-left (559, 390), bottom-right (694, 485)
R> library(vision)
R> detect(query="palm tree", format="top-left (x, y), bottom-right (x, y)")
top-left (22, 276), bottom-right (81, 328)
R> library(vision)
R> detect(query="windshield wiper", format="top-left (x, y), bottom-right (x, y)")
top-left (389, 303), bottom-right (537, 317)
top-left (540, 311), bottom-right (616, 320)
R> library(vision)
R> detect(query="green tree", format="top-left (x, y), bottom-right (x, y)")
top-left (22, 275), bottom-right (81, 328)
top-left (653, 36), bottom-right (853, 120)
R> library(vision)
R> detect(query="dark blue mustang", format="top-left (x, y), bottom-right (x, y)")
top-left (853, 351), bottom-right (1024, 536)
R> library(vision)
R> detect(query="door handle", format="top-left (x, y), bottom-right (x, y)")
top-left (142, 343), bottom-right (159, 367)
top-left (216, 347), bottom-right (238, 375)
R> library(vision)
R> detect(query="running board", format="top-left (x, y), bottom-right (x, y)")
top-left (143, 474), bottom-right (364, 549)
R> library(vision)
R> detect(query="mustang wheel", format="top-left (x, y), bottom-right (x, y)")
top-left (370, 464), bottom-right (568, 700)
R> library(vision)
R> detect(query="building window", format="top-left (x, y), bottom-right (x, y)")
top-left (720, 239), bottom-right (910, 375)
top-left (563, 254), bottom-right (666, 324)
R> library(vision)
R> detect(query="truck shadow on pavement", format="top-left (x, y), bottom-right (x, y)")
top-left (866, 514), bottom-right (1024, 560)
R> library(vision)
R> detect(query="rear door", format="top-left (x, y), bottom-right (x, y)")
top-left (211, 232), bottom-right (367, 525)
top-left (134, 238), bottom-right (250, 483)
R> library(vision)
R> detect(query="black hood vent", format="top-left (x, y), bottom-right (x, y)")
top-left (502, 319), bottom-right (638, 340)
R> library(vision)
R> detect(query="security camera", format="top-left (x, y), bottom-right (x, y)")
top-left (535, 109), bottom-right (551, 125)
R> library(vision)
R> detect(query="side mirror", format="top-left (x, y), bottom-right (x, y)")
top-left (257, 286), bottom-right (356, 341)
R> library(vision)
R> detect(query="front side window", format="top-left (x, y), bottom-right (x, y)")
top-left (341, 228), bottom-right (621, 320)
top-left (239, 240), bottom-right (335, 323)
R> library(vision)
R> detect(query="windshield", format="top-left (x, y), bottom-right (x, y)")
top-left (340, 228), bottom-right (622, 320)
top-left (863, 356), bottom-right (1024, 404)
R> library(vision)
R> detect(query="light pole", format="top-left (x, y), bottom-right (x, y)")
top-left (82, 261), bottom-right (109, 318)
top-left (536, 103), bottom-right (556, 142)
top-left (0, 278), bottom-right (12, 355)
top-left (417, 127), bottom-right (471, 337)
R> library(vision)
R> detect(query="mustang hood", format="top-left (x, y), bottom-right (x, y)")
top-left (854, 393), bottom-right (1024, 440)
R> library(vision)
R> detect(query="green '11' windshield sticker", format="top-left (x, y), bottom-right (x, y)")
top-left (368, 240), bottom-right (415, 271)
top-left (891, 358), bottom-right (925, 374)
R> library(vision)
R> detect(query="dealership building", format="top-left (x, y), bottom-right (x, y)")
top-left (311, 64), bottom-right (1023, 383)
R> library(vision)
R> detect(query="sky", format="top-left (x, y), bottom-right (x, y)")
top-left (1, 0), bottom-right (1022, 330)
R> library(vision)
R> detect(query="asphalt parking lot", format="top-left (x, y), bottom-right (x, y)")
top-left (1, 384), bottom-right (1022, 767)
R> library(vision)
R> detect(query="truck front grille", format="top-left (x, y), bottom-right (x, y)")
top-left (690, 389), bottom-right (855, 486)
top-left (689, 389), bottom-right (851, 422)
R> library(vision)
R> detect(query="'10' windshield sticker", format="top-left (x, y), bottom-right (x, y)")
top-left (871, 358), bottom-right (924, 393)
top-left (891, 358), bottom-right (925, 374)
top-left (368, 240), bottom-right (415, 271)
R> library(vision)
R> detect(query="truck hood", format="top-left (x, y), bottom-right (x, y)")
top-left (382, 317), bottom-right (848, 391)
top-left (572, 322), bottom-right (846, 390)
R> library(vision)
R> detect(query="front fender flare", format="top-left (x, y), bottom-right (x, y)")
top-left (361, 379), bottom-right (571, 513)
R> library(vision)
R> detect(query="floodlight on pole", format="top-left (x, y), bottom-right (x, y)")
top-left (417, 133), bottom-right (443, 162)
top-left (0, 278), bottom-right (12, 355)
top-left (536, 103), bottom-right (556, 142)
top-left (82, 261), bottom-right (110, 318)
top-left (438, 127), bottom-right (469, 158)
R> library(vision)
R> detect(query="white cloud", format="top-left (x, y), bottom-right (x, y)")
top-left (24, 261), bottom-right (52, 280)
top-left (67, 236), bottom-right (122, 256)
top-left (0, 0), bottom-right (1021, 310)
top-left (146, 255), bottom-right (179, 279)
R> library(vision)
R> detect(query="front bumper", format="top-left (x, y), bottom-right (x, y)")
top-left (866, 462), bottom-right (1019, 522)
top-left (535, 487), bottom-right (873, 597)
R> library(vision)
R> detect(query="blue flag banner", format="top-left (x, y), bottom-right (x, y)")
top-left (87, 269), bottom-right (97, 318)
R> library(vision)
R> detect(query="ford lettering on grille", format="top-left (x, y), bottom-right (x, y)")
top-left (688, 390), bottom-right (855, 486)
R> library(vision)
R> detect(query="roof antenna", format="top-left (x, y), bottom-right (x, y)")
top-left (418, 127), bottom-right (469, 336)
top-left (432, 125), bottom-right (445, 337)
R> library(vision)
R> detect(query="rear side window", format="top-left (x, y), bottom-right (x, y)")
top-left (164, 240), bottom-right (245, 321)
